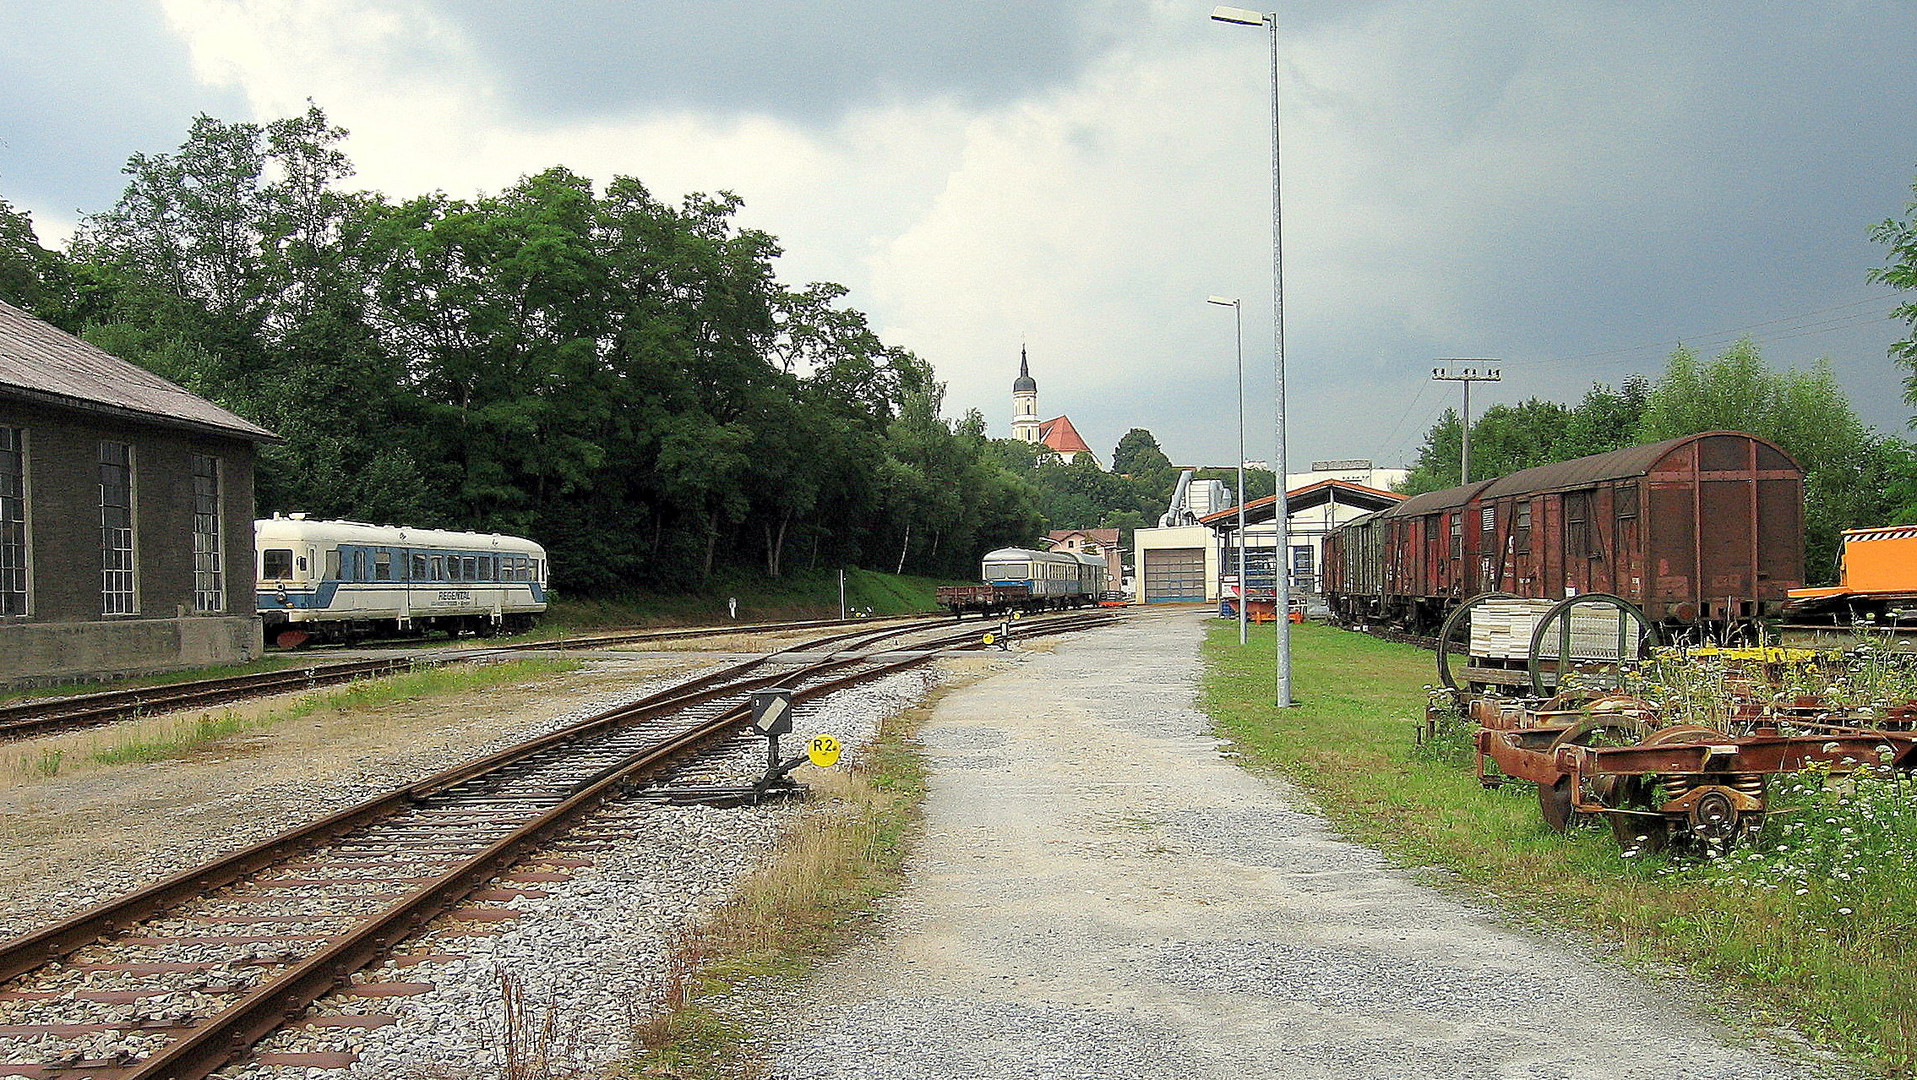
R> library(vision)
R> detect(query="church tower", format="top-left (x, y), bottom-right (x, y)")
top-left (1011, 346), bottom-right (1040, 443)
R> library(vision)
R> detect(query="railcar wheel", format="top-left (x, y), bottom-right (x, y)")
top-left (1535, 713), bottom-right (1646, 832)
top-left (1607, 775), bottom-right (1671, 854)
top-left (1435, 591), bottom-right (1516, 692)
top-left (1602, 723), bottom-right (1733, 854)
top-left (1526, 593), bottom-right (1659, 696)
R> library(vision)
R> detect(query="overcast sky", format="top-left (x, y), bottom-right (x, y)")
top-left (3, 1), bottom-right (1914, 471)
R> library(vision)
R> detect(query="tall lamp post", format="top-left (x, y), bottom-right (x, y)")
top-left (1211, 4), bottom-right (1292, 707)
top-left (1208, 295), bottom-right (1247, 646)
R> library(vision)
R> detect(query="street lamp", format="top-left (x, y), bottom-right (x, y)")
top-left (1208, 295), bottom-right (1247, 647)
top-left (1212, 4), bottom-right (1292, 708)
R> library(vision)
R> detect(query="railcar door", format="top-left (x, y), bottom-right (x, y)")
top-left (1562, 490), bottom-right (1594, 597)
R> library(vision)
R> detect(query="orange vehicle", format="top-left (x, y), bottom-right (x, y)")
top-left (1782, 525), bottom-right (1917, 625)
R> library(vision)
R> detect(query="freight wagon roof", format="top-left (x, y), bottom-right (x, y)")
top-left (1386, 479), bottom-right (1495, 518)
top-left (0, 299), bottom-right (278, 442)
top-left (1475, 431), bottom-right (1799, 499)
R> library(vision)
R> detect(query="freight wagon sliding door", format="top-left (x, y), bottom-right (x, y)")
top-left (1144, 549), bottom-right (1206, 603)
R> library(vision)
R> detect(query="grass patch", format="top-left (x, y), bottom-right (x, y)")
top-left (2, 658), bottom-right (578, 782)
top-left (0, 656), bottom-right (306, 704)
top-left (1203, 621), bottom-right (1915, 1075)
top-left (543, 568), bottom-right (961, 634)
top-left (624, 687), bottom-right (935, 1078)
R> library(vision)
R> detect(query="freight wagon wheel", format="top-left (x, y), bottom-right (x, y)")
top-left (1526, 594), bottom-right (1658, 697)
top-left (1535, 714), bottom-right (1647, 832)
top-left (1436, 591), bottom-right (1516, 692)
top-left (1603, 724), bottom-right (1725, 855)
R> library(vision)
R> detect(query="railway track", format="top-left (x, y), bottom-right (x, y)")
top-left (0, 609), bottom-right (1119, 1079)
top-left (0, 614), bottom-right (952, 743)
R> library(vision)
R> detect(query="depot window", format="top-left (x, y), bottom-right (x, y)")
top-left (100, 441), bottom-right (136, 614)
top-left (0, 427), bottom-right (27, 616)
top-left (191, 454), bottom-right (223, 612)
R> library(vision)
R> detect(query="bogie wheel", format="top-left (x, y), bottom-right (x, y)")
top-left (1535, 714), bottom-right (1647, 833)
top-left (1603, 723), bottom-right (1730, 855)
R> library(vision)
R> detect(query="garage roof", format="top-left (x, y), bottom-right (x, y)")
top-left (0, 300), bottom-right (277, 441)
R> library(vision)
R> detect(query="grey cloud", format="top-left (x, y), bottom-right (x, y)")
top-left (0, 4), bottom-right (246, 222)
top-left (426, 0), bottom-right (1103, 125)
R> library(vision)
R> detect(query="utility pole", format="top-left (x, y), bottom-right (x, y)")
top-left (1431, 363), bottom-right (1502, 483)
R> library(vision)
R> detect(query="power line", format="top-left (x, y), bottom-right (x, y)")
top-left (1502, 290), bottom-right (1901, 369)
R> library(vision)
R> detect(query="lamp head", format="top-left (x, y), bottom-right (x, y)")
top-left (1210, 6), bottom-right (1268, 26)
top-left (1207, 295), bottom-right (1239, 307)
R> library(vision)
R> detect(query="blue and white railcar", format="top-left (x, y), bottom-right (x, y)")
top-left (256, 515), bottom-right (547, 648)
top-left (981, 546), bottom-right (1104, 609)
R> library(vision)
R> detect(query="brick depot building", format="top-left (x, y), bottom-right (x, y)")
top-left (0, 300), bottom-right (276, 684)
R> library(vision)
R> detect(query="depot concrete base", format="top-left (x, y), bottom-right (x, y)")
top-left (0, 615), bottom-right (263, 686)
top-left (767, 611), bottom-right (1835, 1080)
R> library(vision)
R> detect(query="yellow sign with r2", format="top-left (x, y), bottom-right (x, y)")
top-left (807, 734), bottom-right (844, 768)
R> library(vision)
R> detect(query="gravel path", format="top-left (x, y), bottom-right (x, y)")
top-left (764, 612), bottom-right (1844, 1080)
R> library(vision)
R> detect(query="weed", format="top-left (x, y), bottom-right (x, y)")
top-left (1202, 621), bottom-right (1917, 1076)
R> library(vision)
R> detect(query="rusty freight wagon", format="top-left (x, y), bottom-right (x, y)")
top-left (1324, 432), bottom-right (1804, 636)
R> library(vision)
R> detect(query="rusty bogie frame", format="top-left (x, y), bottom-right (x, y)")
top-left (1464, 694), bottom-right (1917, 851)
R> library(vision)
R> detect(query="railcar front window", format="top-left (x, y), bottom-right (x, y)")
top-left (264, 548), bottom-right (294, 580)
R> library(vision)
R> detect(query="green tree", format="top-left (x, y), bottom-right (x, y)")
top-left (0, 197), bottom-right (58, 312)
top-left (1870, 169), bottom-right (1917, 416)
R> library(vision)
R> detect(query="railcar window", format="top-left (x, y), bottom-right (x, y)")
top-left (431, 555), bottom-right (444, 579)
top-left (1449, 514), bottom-right (1463, 560)
top-left (1615, 484), bottom-right (1639, 519)
top-left (325, 550), bottom-right (341, 580)
top-left (449, 556), bottom-right (462, 582)
top-left (263, 548), bottom-right (294, 579)
top-left (464, 555), bottom-right (478, 580)
top-left (374, 550), bottom-right (392, 581)
top-left (411, 553), bottom-right (427, 579)
top-left (1515, 502), bottom-right (1532, 553)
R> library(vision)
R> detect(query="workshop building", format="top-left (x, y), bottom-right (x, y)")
top-left (0, 300), bottom-right (277, 684)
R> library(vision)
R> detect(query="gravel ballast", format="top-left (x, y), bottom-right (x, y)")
top-left (760, 612), bottom-right (1843, 1080)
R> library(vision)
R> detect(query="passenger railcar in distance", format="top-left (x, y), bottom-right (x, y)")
top-left (937, 546), bottom-right (1109, 615)
top-left (1322, 431), bottom-right (1804, 636)
top-left (256, 515), bottom-right (548, 648)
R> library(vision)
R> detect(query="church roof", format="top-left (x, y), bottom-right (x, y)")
top-left (1037, 415), bottom-right (1092, 455)
top-left (1013, 346), bottom-right (1036, 393)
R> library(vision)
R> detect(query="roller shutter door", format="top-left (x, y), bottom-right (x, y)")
top-left (1144, 548), bottom-right (1206, 602)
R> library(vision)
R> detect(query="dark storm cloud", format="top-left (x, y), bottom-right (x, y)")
top-left (0, 4), bottom-right (246, 224)
top-left (429, 1), bottom-right (1099, 124)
